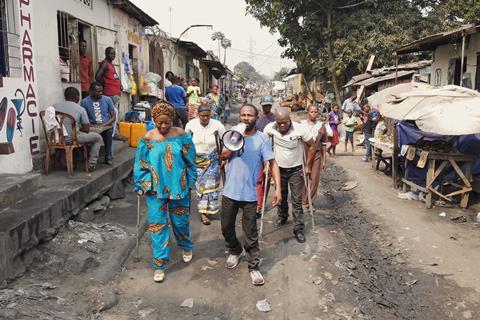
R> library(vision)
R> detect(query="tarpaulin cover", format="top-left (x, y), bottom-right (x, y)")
top-left (383, 85), bottom-right (480, 135)
top-left (397, 121), bottom-right (480, 186)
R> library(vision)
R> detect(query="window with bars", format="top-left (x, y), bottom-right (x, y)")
top-left (57, 11), bottom-right (80, 83)
top-left (0, 0), bottom-right (21, 78)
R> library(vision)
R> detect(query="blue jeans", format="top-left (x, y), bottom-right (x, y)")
top-left (364, 132), bottom-right (372, 159)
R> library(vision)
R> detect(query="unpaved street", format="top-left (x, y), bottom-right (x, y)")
top-left (100, 162), bottom-right (480, 320)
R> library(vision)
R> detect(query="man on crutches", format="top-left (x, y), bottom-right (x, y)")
top-left (264, 107), bottom-right (316, 243)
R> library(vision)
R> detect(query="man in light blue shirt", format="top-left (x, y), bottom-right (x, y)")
top-left (342, 92), bottom-right (361, 116)
top-left (220, 104), bottom-right (281, 286)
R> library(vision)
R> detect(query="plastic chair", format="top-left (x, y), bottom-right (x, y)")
top-left (40, 110), bottom-right (88, 176)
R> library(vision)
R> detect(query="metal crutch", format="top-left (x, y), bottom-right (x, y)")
top-left (300, 143), bottom-right (316, 230)
top-left (259, 161), bottom-right (271, 238)
top-left (134, 191), bottom-right (142, 262)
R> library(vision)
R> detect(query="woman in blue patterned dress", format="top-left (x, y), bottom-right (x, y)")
top-left (133, 101), bottom-right (197, 282)
top-left (205, 84), bottom-right (224, 121)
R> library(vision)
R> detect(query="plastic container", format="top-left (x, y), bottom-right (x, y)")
top-left (130, 123), bottom-right (147, 147)
top-left (119, 122), bottom-right (132, 143)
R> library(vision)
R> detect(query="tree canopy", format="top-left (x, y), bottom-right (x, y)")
top-left (245, 0), bottom-right (478, 103)
top-left (234, 61), bottom-right (266, 86)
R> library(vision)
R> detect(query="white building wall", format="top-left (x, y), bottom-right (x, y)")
top-left (431, 33), bottom-right (479, 88)
top-left (0, 0), bottom-right (38, 173)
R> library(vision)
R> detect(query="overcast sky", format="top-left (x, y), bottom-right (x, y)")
top-left (131, 0), bottom-right (296, 77)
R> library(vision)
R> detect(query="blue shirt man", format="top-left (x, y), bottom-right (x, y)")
top-left (223, 131), bottom-right (274, 202)
top-left (166, 84), bottom-right (187, 108)
top-left (220, 104), bottom-right (282, 286)
top-left (81, 95), bottom-right (115, 125)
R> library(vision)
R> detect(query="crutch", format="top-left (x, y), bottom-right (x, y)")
top-left (300, 141), bottom-right (315, 230)
top-left (134, 191), bottom-right (142, 262)
top-left (259, 160), bottom-right (271, 238)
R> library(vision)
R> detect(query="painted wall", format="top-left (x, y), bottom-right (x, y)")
top-left (431, 33), bottom-right (479, 88)
top-left (0, 0), bottom-right (39, 173)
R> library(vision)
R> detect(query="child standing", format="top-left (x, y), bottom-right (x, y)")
top-left (342, 109), bottom-right (356, 153)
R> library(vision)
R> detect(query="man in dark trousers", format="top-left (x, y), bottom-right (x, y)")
top-left (220, 104), bottom-right (282, 286)
top-left (264, 107), bottom-right (316, 243)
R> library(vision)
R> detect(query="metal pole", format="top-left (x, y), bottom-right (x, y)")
top-left (301, 144), bottom-right (315, 230)
top-left (135, 192), bottom-right (141, 262)
top-left (259, 161), bottom-right (270, 238)
top-left (460, 34), bottom-right (466, 87)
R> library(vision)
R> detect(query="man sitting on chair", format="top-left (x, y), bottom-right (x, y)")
top-left (81, 82), bottom-right (116, 165)
top-left (53, 87), bottom-right (103, 171)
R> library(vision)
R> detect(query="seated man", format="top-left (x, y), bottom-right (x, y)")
top-left (81, 82), bottom-right (116, 165)
top-left (53, 87), bottom-right (103, 171)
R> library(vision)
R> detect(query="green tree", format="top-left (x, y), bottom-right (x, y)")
top-left (234, 61), bottom-right (265, 85)
top-left (245, 0), bottom-right (429, 104)
top-left (221, 38), bottom-right (232, 65)
top-left (211, 31), bottom-right (225, 60)
top-left (273, 67), bottom-right (290, 81)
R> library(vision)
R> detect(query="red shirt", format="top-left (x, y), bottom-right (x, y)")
top-left (80, 55), bottom-right (93, 92)
top-left (99, 60), bottom-right (121, 96)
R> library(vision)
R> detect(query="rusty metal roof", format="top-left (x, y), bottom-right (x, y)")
top-left (178, 40), bottom-right (207, 58)
top-left (111, 0), bottom-right (158, 27)
top-left (396, 24), bottom-right (480, 54)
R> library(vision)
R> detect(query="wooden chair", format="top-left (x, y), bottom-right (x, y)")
top-left (40, 110), bottom-right (88, 176)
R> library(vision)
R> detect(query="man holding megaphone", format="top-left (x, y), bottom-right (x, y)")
top-left (220, 104), bottom-right (282, 286)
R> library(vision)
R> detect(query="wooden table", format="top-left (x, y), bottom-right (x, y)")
top-left (370, 138), bottom-right (393, 175)
top-left (402, 149), bottom-right (474, 208)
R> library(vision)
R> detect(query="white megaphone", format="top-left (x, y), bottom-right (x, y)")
top-left (222, 123), bottom-right (247, 152)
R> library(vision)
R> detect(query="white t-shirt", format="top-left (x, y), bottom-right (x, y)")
top-left (264, 121), bottom-right (311, 168)
top-left (185, 118), bottom-right (226, 155)
top-left (301, 119), bottom-right (324, 141)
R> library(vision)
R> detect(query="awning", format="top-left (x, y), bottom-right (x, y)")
top-left (381, 85), bottom-right (480, 135)
top-left (178, 40), bottom-right (207, 59)
top-left (368, 82), bottom-right (431, 110)
top-left (202, 59), bottom-right (226, 79)
top-left (111, 0), bottom-right (158, 27)
top-left (396, 24), bottom-right (479, 54)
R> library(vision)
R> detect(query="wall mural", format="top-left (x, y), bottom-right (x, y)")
top-left (0, 92), bottom-right (25, 155)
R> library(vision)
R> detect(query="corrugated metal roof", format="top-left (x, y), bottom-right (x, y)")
top-left (355, 70), bottom-right (415, 87)
top-left (111, 0), bottom-right (158, 27)
top-left (396, 24), bottom-right (479, 54)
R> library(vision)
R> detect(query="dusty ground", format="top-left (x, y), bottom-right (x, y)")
top-left (2, 104), bottom-right (480, 320)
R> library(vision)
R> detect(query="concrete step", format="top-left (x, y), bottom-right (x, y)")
top-left (0, 172), bottom-right (42, 210)
top-left (0, 147), bottom-right (136, 283)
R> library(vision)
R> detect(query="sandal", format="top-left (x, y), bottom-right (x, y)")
top-left (182, 250), bottom-right (193, 263)
top-left (153, 269), bottom-right (165, 282)
top-left (200, 213), bottom-right (211, 225)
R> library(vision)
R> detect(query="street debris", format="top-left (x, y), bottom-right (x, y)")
top-left (107, 181), bottom-right (126, 200)
top-left (256, 299), bottom-right (272, 312)
top-left (90, 196), bottom-right (111, 212)
top-left (180, 298), bottom-right (194, 308)
top-left (138, 307), bottom-right (156, 318)
top-left (312, 277), bottom-right (323, 285)
top-left (450, 216), bottom-right (467, 223)
top-left (341, 180), bottom-right (358, 191)
top-left (397, 191), bottom-right (419, 201)
top-left (476, 213), bottom-right (480, 223)
top-left (439, 212), bottom-right (447, 217)
top-left (69, 220), bottom-right (128, 244)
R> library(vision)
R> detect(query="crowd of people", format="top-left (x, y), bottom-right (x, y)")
top-left (131, 91), bottom-right (339, 287)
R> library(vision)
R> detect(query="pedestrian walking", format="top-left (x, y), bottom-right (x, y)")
top-left (264, 107), bottom-right (316, 243)
top-left (133, 101), bottom-right (197, 283)
top-left (301, 105), bottom-right (328, 205)
top-left (185, 104), bottom-right (226, 225)
top-left (360, 104), bottom-right (379, 162)
top-left (205, 85), bottom-right (224, 121)
top-left (165, 76), bottom-right (188, 128)
top-left (327, 104), bottom-right (340, 157)
top-left (220, 104), bottom-right (281, 286)
top-left (255, 95), bottom-right (276, 218)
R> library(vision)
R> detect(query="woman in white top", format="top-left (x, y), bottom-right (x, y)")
top-left (300, 105), bottom-right (329, 204)
top-left (185, 104), bottom-right (226, 225)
